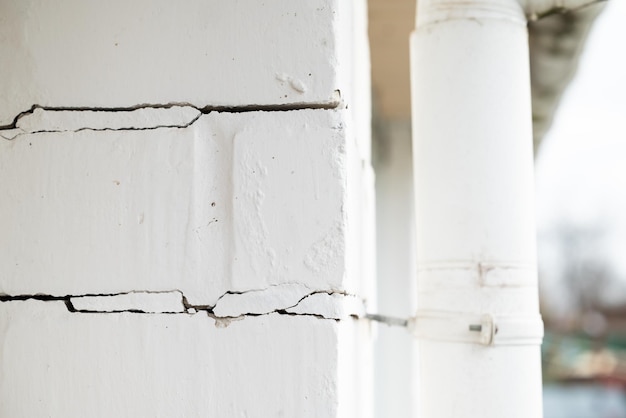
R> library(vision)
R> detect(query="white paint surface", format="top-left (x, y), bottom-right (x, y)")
top-left (0, 301), bottom-right (342, 417)
top-left (7, 106), bottom-right (201, 138)
top-left (0, 109), bottom-right (349, 306)
top-left (0, 0), bottom-right (374, 415)
top-left (213, 283), bottom-right (312, 317)
top-left (70, 291), bottom-right (185, 313)
top-left (0, 0), bottom-right (349, 126)
top-left (286, 292), bottom-right (366, 320)
top-left (410, 0), bottom-right (543, 416)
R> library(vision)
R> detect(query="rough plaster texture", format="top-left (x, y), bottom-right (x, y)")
top-left (286, 292), bottom-right (366, 320)
top-left (213, 283), bottom-right (313, 317)
top-left (70, 291), bottom-right (186, 314)
top-left (0, 0), bottom-right (374, 416)
top-left (2, 106), bottom-right (202, 140)
top-left (0, 0), bottom-right (354, 127)
top-left (0, 79), bottom-right (374, 418)
top-left (0, 109), bottom-right (352, 306)
top-left (0, 301), bottom-right (343, 417)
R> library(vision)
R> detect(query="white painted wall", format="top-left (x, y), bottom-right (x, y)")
top-left (1, 109), bottom-right (351, 305)
top-left (0, 0), bottom-right (345, 127)
top-left (1, 302), bottom-right (340, 417)
top-left (0, 1), bottom-right (374, 416)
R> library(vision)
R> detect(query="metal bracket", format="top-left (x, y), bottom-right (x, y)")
top-left (470, 313), bottom-right (497, 345)
top-left (408, 311), bottom-right (543, 346)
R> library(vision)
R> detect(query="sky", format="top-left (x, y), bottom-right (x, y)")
top-left (535, 0), bottom-right (626, 314)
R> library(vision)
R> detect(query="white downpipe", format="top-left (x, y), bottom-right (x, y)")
top-left (410, 0), bottom-right (543, 417)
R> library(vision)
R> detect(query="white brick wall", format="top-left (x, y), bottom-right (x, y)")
top-left (0, 0), bottom-right (347, 127)
top-left (0, 1), bottom-right (374, 416)
top-left (0, 109), bottom-right (349, 305)
top-left (0, 301), bottom-right (341, 417)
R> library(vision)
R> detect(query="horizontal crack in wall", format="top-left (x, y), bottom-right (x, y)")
top-left (0, 95), bottom-right (342, 140)
top-left (0, 284), bottom-right (369, 326)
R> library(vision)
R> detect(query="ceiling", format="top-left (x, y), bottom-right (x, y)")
top-left (368, 0), bottom-right (606, 148)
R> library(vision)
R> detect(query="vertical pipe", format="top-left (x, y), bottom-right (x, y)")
top-left (410, 0), bottom-right (544, 417)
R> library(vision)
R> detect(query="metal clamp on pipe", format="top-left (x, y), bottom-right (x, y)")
top-left (408, 311), bottom-right (544, 346)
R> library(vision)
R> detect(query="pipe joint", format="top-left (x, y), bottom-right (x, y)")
top-left (416, 0), bottom-right (526, 27)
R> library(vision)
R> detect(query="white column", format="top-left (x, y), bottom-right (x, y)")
top-left (410, 0), bottom-right (543, 417)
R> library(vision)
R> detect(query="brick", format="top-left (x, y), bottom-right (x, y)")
top-left (0, 109), bottom-right (348, 305)
top-left (0, 301), bottom-right (340, 417)
top-left (0, 0), bottom-right (345, 126)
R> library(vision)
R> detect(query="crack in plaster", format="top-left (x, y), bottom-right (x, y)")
top-left (211, 283), bottom-right (313, 318)
top-left (0, 284), bottom-right (370, 326)
top-left (0, 106), bottom-right (203, 140)
top-left (0, 94), bottom-right (342, 140)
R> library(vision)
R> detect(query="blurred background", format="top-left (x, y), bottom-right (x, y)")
top-left (537, 1), bottom-right (626, 416)
top-left (369, 0), bottom-right (626, 416)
